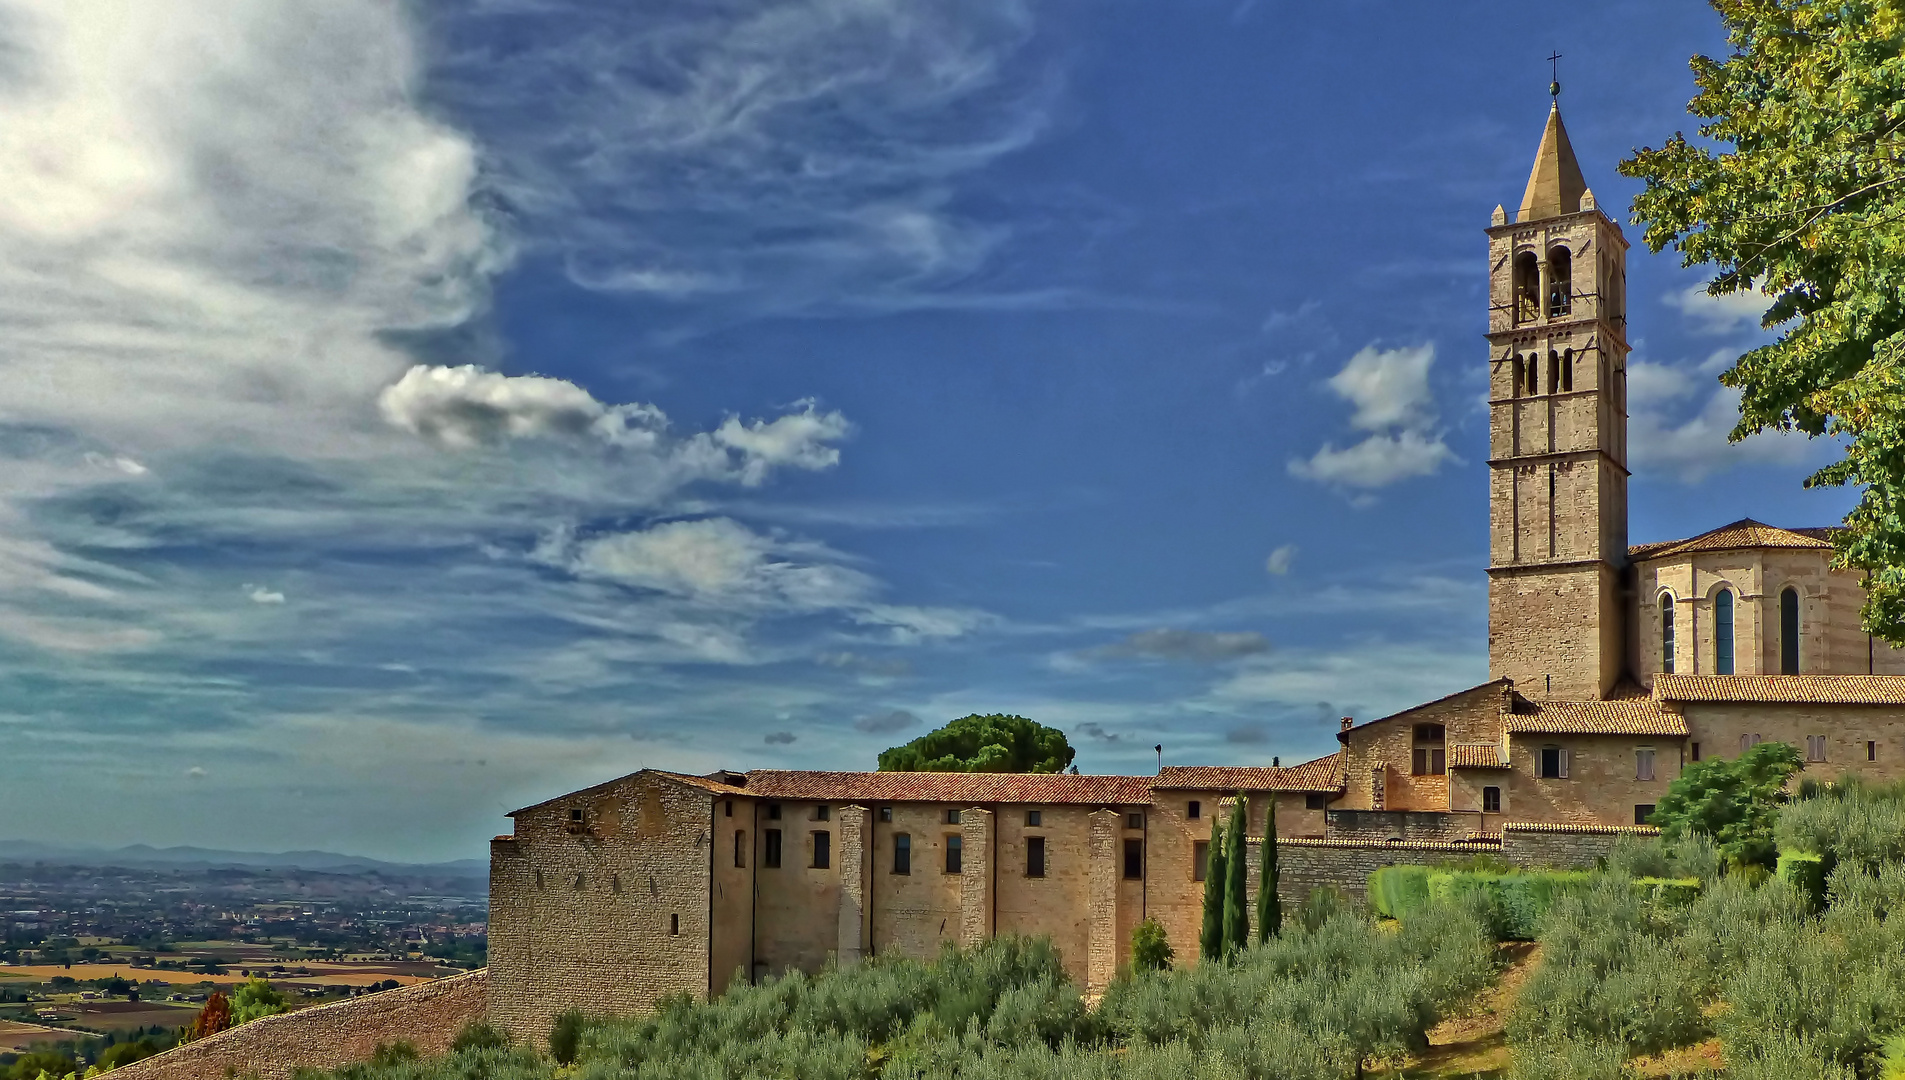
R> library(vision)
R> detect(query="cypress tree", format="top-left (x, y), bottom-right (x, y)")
top-left (1257, 798), bottom-right (1281, 943)
top-left (1221, 796), bottom-right (1250, 956)
top-left (1198, 818), bottom-right (1226, 961)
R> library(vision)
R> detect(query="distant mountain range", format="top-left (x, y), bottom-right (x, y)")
top-left (0, 840), bottom-right (486, 876)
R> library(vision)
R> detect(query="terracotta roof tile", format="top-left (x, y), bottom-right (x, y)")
top-left (740, 770), bottom-right (1155, 805)
top-left (1630, 518), bottom-right (1834, 560)
top-left (1449, 744), bottom-right (1510, 769)
top-left (1653, 674), bottom-right (1905, 705)
top-left (1504, 699), bottom-right (1689, 736)
top-left (1154, 752), bottom-right (1345, 793)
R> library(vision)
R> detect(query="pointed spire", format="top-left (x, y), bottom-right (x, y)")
top-left (1517, 103), bottom-right (1588, 222)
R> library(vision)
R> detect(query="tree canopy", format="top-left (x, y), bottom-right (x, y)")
top-left (1650, 740), bottom-right (1803, 869)
top-left (1621, 1), bottom-right (1905, 640)
top-left (877, 714), bottom-right (1076, 773)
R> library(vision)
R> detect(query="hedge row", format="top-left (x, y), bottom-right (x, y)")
top-left (1369, 866), bottom-right (1597, 939)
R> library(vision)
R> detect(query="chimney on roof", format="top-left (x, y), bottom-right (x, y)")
top-left (1340, 717), bottom-right (1353, 732)
top-left (1272, 756), bottom-right (1280, 767)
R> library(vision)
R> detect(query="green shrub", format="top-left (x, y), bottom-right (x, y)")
top-left (449, 1019), bottom-right (510, 1053)
top-left (1367, 865), bottom-right (1432, 919)
top-left (1630, 876), bottom-right (1703, 908)
top-left (365, 1042), bottom-right (417, 1067)
top-left (548, 1008), bottom-right (584, 1065)
top-left (1129, 919), bottom-right (1172, 974)
top-left (1777, 850), bottom-right (1834, 913)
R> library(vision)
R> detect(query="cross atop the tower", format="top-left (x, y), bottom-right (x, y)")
top-left (1548, 51), bottom-right (1563, 98)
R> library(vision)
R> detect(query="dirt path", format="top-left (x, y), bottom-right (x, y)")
top-left (1397, 941), bottom-right (1542, 1078)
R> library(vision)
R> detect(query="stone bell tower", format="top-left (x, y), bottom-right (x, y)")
top-left (1484, 102), bottom-right (1631, 701)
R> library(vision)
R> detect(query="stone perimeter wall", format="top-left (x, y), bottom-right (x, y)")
top-left (112, 970), bottom-right (489, 1080)
top-left (1258, 822), bottom-right (1660, 904)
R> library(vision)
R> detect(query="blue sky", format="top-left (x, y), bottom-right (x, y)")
top-left (0, 1), bottom-right (1852, 862)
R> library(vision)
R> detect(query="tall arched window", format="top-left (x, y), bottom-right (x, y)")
top-left (1513, 251), bottom-right (1540, 324)
top-left (1548, 246), bottom-right (1572, 317)
top-left (1660, 593), bottom-right (1676, 674)
top-left (1560, 348), bottom-right (1574, 392)
top-left (1715, 588), bottom-right (1736, 675)
top-left (1781, 587), bottom-right (1801, 674)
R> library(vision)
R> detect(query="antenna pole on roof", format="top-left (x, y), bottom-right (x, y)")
top-left (1155, 744), bottom-right (1163, 774)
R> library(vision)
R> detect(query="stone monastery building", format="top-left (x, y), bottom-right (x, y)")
top-left (486, 104), bottom-right (1905, 1039)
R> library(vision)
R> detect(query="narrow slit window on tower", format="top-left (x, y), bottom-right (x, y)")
top-left (1661, 593), bottom-right (1676, 674)
top-left (1525, 354), bottom-right (1541, 396)
top-left (1026, 835), bottom-right (1046, 878)
top-left (1548, 246), bottom-right (1572, 317)
top-left (1548, 351), bottom-right (1560, 394)
top-left (734, 829), bottom-right (746, 868)
top-left (1715, 588), bottom-right (1737, 675)
top-left (1561, 348), bottom-right (1574, 391)
top-left (1781, 587), bottom-right (1801, 674)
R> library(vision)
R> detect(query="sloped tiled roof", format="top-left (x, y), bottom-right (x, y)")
top-left (741, 770), bottom-right (1156, 805)
top-left (1504, 699), bottom-right (1689, 736)
top-left (509, 768), bottom-right (748, 815)
top-left (1653, 674), bottom-right (1905, 705)
top-left (1449, 744), bottom-right (1510, 769)
top-left (1154, 752), bottom-right (1345, 793)
top-left (1630, 518), bottom-right (1834, 560)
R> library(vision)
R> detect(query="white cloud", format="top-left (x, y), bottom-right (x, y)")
top-left (1667, 283), bottom-right (1773, 337)
top-left (1086, 628), bottom-right (1271, 664)
top-left (1290, 429), bottom-right (1457, 489)
top-left (1291, 344), bottom-right (1456, 491)
top-left (1629, 382), bottom-right (1817, 482)
top-left (1264, 544), bottom-right (1297, 575)
top-left (245, 585), bottom-right (285, 605)
top-left (1326, 343), bottom-right (1437, 432)
top-left (432, 0), bottom-right (1051, 312)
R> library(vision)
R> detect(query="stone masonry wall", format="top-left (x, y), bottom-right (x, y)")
top-left (1500, 822), bottom-right (1661, 868)
top-left (115, 970), bottom-right (488, 1080)
top-left (1326, 809), bottom-right (1482, 842)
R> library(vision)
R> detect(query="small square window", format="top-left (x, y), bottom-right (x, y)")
top-left (1025, 809), bottom-right (1042, 827)
top-left (1635, 805), bottom-right (1656, 826)
top-left (878, 807), bottom-right (893, 822)
top-left (1188, 800), bottom-right (1201, 820)
top-left (1806, 735), bottom-right (1827, 763)
top-left (814, 805), bottom-right (831, 821)
top-left (1191, 840), bottom-right (1209, 881)
top-left (1126, 813), bottom-right (1144, 830)
top-left (1482, 786), bottom-right (1501, 814)
top-left (1305, 793), bottom-right (1327, 811)
top-left (946, 808), bottom-right (962, 825)
top-left (569, 807), bottom-right (583, 821)
top-left (767, 803), bottom-right (782, 820)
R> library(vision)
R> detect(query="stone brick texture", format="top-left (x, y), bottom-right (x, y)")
top-left (113, 970), bottom-right (487, 1080)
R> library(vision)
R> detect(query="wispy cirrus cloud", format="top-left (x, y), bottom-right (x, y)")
top-left (430, 0), bottom-right (1057, 314)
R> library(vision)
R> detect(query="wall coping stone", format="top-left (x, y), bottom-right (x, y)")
top-left (1503, 822), bottom-right (1661, 836)
top-left (1272, 837), bottom-right (1504, 853)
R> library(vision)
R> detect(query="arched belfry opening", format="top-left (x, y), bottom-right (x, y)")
top-left (1513, 251), bottom-right (1540, 324)
top-left (1547, 246), bottom-right (1572, 317)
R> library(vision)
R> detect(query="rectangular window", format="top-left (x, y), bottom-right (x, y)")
top-left (768, 803), bottom-right (782, 820)
top-left (945, 835), bottom-right (962, 874)
top-left (1123, 838), bottom-right (1143, 880)
top-left (1807, 734), bottom-right (1827, 763)
top-left (946, 808), bottom-right (962, 825)
top-left (734, 829), bottom-right (746, 868)
top-left (764, 829), bottom-right (782, 868)
top-left (814, 805), bottom-right (830, 821)
top-left (1635, 805), bottom-right (1656, 826)
top-left (669, 913), bottom-right (679, 936)
top-left (1026, 836), bottom-right (1045, 878)
top-left (1306, 793), bottom-right (1327, 810)
top-left (1691, 742), bottom-right (1701, 762)
top-left (1126, 813), bottom-right (1144, 830)
top-left (812, 830), bottom-right (831, 869)
top-left (1482, 786), bottom-right (1501, 814)
top-left (1025, 809), bottom-right (1042, 827)
top-left (892, 833), bottom-right (911, 875)
top-left (1188, 800), bottom-right (1201, 819)
top-left (725, 800), bottom-right (733, 818)
top-left (878, 807), bottom-right (892, 822)
top-left (1191, 840), bottom-right (1209, 880)
top-left (1870, 740), bottom-right (1879, 762)
top-left (1636, 747), bottom-right (1656, 782)
top-left (1538, 746), bottom-right (1563, 779)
